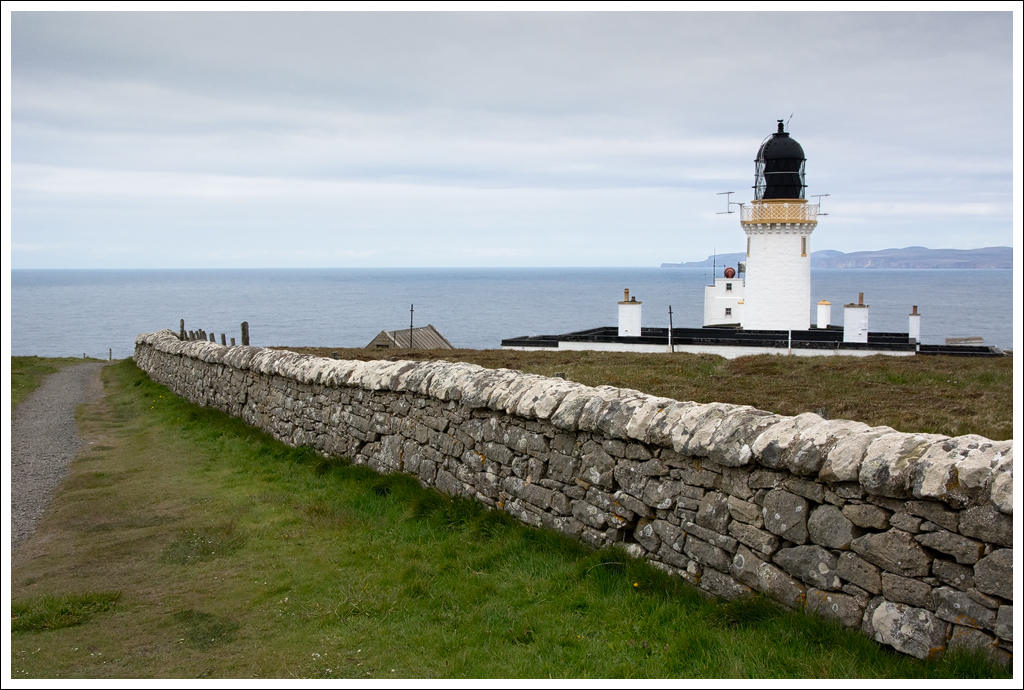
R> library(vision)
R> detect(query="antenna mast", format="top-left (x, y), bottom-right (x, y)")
top-left (716, 191), bottom-right (743, 215)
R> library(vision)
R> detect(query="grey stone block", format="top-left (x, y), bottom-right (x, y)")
top-left (653, 519), bottom-right (686, 552)
top-left (834, 483), bottom-right (866, 500)
top-left (868, 600), bottom-right (948, 660)
top-left (613, 460), bottom-right (650, 498)
top-left (995, 606), bottom-right (1012, 642)
top-left (888, 513), bottom-right (923, 533)
top-left (933, 586), bottom-right (997, 630)
top-left (727, 495), bottom-right (763, 527)
top-left (959, 504), bottom-right (1013, 548)
top-left (851, 529), bottom-right (932, 577)
top-left (643, 478), bottom-right (681, 510)
top-left (585, 487), bottom-right (634, 521)
top-left (612, 490), bottom-right (654, 519)
top-left (579, 441), bottom-right (615, 489)
top-left (806, 588), bottom-right (865, 629)
top-left (675, 465), bottom-right (721, 489)
top-left (728, 521), bottom-right (781, 558)
top-left (658, 543), bottom-right (690, 570)
top-left (963, 590), bottom-right (1000, 613)
top-left (550, 491), bottom-right (571, 516)
top-left (974, 549), bottom-right (1012, 600)
top-left (881, 573), bottom-right (933, 610)
top-left (550, 433), bottom-right (575, 455)
top-left (931, 559), bottom-right (975, 591)
top-left (684, 535), bottom-right (731, 572)
top-left (730, 545), bottom-right (765, 589)
top-left (520, 483), bottom-right (553, 511)
top-left (868, 495), bottom-right (906, 512)
top-left (571, 499), bottom-right (607, 529)
top-left (721, 466), bottom-right (754, 500)
top-left (808, 504), bottom-right (861, 550)
top-left (903, 500), bottom-right (959, 532)
top-left (841, 583), bottom-right (872, 606)
top-left (915, 530), bottom-right (985, 565)
top-left (842, 503), bottom-right (891, 530)
top-left (785, 478), bottom-right (825, 504)
top-left (774, 545), bottom-right (842, 591)
top-left (547, 452), bottom-right (579, 483)
top-left (633, 518), bottom-right (660, 552)
top-left (762, 489), bottom-right (809, 545)
top-left (837, 551), bottom-right (882, 595)
top-left (701, 568), bottom-right (753, 601)
top-left (696, 492), bottom-right (732, 533)
top-left (682, 520), bottom-right (737, 553)
top-left (948, 625), bottom-right (1007, 664)
top-left (749, 469), bottom-right (787, 489)
top-left (756, 562), bottom-right (807, 610)
top-left (625, 442), bottom-right (652, 460)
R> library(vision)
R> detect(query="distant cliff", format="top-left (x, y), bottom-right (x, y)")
top-left (662, 246), bottom-right (1012, 269)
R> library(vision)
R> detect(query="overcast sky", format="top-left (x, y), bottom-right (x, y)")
top-left (7, 9), bottom-right (1017, 268)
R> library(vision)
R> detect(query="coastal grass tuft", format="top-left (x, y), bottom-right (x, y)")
top-left (12, 592), bottom-right (121, 633)
top-left (281, 347), bottom-right (1013, 440)
top-left (10, 358), bottom-right (1010, 678)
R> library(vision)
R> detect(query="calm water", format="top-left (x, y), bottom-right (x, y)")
top-left (10, 268), bottom-right (1014, 359)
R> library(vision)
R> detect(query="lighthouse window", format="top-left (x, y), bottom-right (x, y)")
top-left (725, 308), bottom-right (732, 317)
top-left (725, 283), bottom-right (733, 292)
top-left (801, 237), bottom-right (807, 256)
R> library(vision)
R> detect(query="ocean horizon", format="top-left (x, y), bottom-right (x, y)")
top-left (11, 267), bottom-right (1014, 359)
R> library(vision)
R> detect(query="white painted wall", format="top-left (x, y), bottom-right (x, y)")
top-left (816, 301), bottom-right (832, 328)
top-left (703, 278), bottom-right (745, 326)
top-left (844, 305), bottom-right (870, 343)
top-left (502, 341), bottom-right (915, 359)
top-left (742, 223), bottom-right (813, 331)
top-left (618, 302), bottom-right (642, 337)
top-left (909, 313), bottom-right (921, 343)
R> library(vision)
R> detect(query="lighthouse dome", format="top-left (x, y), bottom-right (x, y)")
top-left (755, 120), bottom-right (806, 200)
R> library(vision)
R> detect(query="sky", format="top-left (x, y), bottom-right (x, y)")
top-left (5, 7), bottom-right (1019, 269)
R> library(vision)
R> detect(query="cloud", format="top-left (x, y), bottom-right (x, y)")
top-left (9, 10), bottom-right (1014, 268)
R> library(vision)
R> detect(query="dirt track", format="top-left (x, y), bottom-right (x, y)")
top-left (11, 362), bottom-right (107, 551)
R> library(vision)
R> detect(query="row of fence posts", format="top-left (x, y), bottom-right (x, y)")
top-left (178, 319), bottom-right (250, 347)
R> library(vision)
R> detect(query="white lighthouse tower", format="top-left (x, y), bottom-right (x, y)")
top-left (739, 121), bottom-right (819, 331)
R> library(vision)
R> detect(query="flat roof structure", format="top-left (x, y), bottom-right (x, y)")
top-left (501, 326), bottom-right (1004, 358)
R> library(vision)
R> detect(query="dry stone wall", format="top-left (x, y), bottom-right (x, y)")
top-left (134, 330), bottom-right (1014, 663)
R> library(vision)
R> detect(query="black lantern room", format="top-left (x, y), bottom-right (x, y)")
top-left (754, 120), bottom-right (806, 200)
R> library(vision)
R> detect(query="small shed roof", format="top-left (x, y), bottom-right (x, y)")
top-left (365, 324), bottom-right (455, 350)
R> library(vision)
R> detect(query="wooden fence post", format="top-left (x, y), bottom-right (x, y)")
top-left (180, 319), bottom-right (185, 340)
top-left (241, 321), bottom-right (250, 347)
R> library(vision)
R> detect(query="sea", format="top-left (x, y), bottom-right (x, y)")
top-left (9, 268), bottom-right (1015, 360)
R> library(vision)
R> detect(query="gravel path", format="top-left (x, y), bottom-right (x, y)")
top-left (11, 361), bottom-right (108, 551)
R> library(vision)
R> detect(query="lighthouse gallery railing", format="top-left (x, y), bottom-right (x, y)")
top-left (741, 202), bottom-right (819, 223)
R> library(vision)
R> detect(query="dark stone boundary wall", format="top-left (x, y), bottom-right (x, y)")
top-left (134, 330), bottom-right (1013, 663)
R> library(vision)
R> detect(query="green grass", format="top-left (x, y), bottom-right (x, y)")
top-left (11, 355), bottom-right (103, 413)
top-left (281, 347), bottom-right (1013, 440)
top-left (12, 593), bottom-right (122, 633)
top-left (9, 359), bottom-right (1009, 678)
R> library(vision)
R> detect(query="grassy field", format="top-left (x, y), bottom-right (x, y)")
top-left (9, 358), bottom-right (1009, 678)
top-left (278, 348), bottom-right (1013, 441)
top-left (11, 355), bottom-right (103, 413)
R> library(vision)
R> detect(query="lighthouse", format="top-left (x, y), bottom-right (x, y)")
top-left (739, 121), bottom-right (819, 331)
